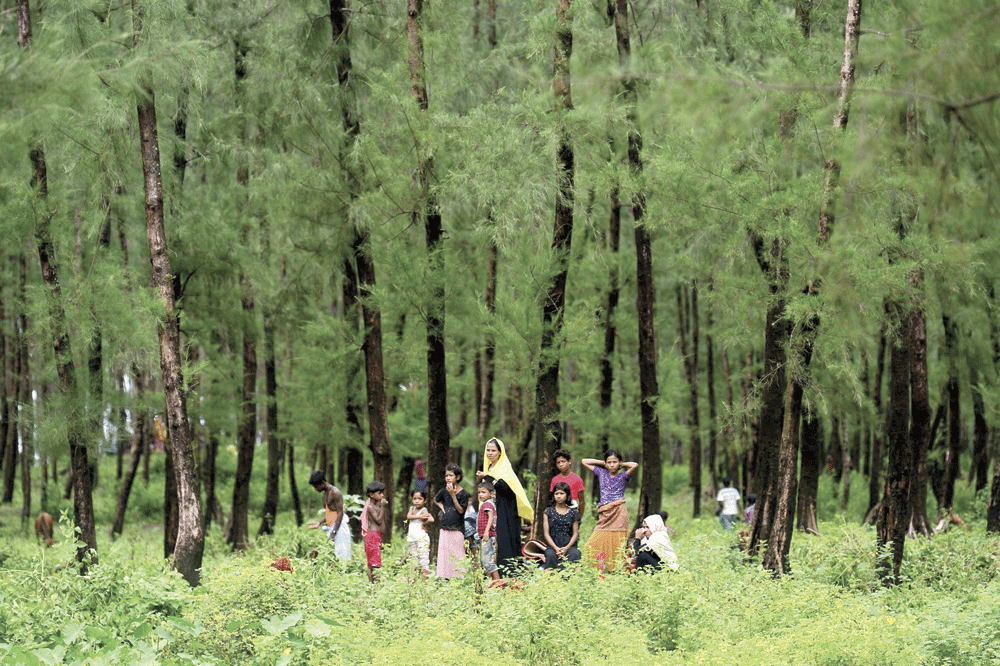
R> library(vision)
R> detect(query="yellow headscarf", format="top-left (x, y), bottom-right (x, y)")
top-left (482, 437), bottom-right (533, 521)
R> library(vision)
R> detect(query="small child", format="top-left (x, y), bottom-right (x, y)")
top-left (405, 489), bottom-right (434, 576)
top-left (476, 481), bottom-right (501, 581)
top-left (361, 480), bottom-right (388, 583)
top-left (550, 448), bottom-right (586, 516)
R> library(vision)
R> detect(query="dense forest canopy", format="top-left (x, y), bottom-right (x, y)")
top-left (1, 0), bottom-right (999, 583)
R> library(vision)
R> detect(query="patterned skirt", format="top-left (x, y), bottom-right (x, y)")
top-left (584, 499), bottom-right (628, 572)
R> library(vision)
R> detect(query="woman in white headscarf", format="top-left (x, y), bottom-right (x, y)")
top-left (477, 437), bottom-right (533, 576)
top-left (633, 513), bottom-right (679, 571)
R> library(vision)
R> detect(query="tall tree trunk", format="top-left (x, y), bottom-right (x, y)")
top-left (598, 166), bottom-right (620, 452)
top-left (258, 316), bottom-right (281, 536)
top-left (17, 257), bottom-right (31, 525)
top-left (355, 231), bottom-right (394, 540)
top-left (968, 350), bottom-right (989, 493)
top-left (110, 408), bottom-right (146, 539)
top-left (479, 240), bottom-right (498, 438)
top-left (134, 2), bottom-right (204, 583)
top-left (941, 312), bottom-right (960, 511)
top-left (747, 237), bottom-right (789, 557)
top-left (228, 38), bottom-right (257, 552)
top-left (616, 0), bottom-right (660, 527)
top-left (867, 325), bottom-right (887, 518)
top-left (876, 300), bottom-right (911, 585)
top-left (762, 305), bottom-right (816, 575)
top-left (706, 285), bottom-right (718, 495)
top-left (408, 0), bottom-right (451, 517)
top-left (907, 241), bottom-right (931, 536)
top-left (531, 0), bottom-right (575, 536)
top-left (24, 0), bottom-right (97, 570)
top-left (797, 408), bottom-right (821, 533)
top-left (677, 283), bottom-right (701, 517)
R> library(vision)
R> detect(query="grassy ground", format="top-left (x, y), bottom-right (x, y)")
top-left (0, 456), bottom-right (998, 665)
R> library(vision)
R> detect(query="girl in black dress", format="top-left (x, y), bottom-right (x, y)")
top-left (542, 482), bottom-right (581, 570)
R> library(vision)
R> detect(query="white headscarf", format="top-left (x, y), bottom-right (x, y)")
top-left (640, 514), bottom-right (679, 570)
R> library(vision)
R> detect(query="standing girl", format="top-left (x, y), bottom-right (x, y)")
top-left (476, 437), bottom-right (533, 576)
top-left (405, 489), bottom-right (434, 576)
top-left (542, 482), bottom-right (581, 570)
top-left (582, 449), bottom-right (639, 572)
top-left (434, 464), bottom-right (469, 579)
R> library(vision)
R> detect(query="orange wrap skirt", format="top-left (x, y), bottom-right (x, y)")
top-left (584, 499), bottom-right (628, 572)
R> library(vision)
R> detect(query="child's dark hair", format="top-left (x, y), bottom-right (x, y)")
top-left (747, 493), bottom-right (757, 505)
top-left (445, 463), bottom-right (463, 482)
top-left (553, 448), bottom-right (572, 462)
top-left (477, 480), bottom-right (495, 493)
top-left (603, 449), bottom-right (622, 461)
top-left (411, 488), bottom-right (428, 501)
top-left (366, 480), bottom-right (386, 496)
top-left (658, 510), bottom-right (669, 523)
top-left (552, 481), bottom-right (572, 503)
top-left (308, 470), bottom-right (325, 486)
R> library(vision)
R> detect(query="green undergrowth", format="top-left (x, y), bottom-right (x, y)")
top-left (1, 515), bottom-right (999, 666)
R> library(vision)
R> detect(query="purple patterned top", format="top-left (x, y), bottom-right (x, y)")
top-left (594, 466), bottom-right (630, 507)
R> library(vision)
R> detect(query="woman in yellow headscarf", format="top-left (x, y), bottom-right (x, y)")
top-left (477, 437), bottom-right (533, 575)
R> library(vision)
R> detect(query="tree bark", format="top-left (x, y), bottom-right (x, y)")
top-left (408, 0), bottom-right (451, 520)
top-left (479, 240), bottom-right (498, 438)
top-left (25, 0), bottom-right (97, 570)
top-left (941, 312), bottom-right (960, 511)
top-left (531, 0), bottom-right (575, 536)
top-left (876, 300), bottom-right (911, 586)
top-left (228, 38), bottom-right (257, 552)
top-left (867, 325), bottom-right (887, 517)
top-left (616, 0), bottom-right (660, 528)
top-left (258, 317), bottom-right (281, 536)
top-left (797, 408), bottom-right (821, 533)
top-left (110, 409), bottom-right (146, 539)
top-left (134, 4), bottom-right (205, 581)
top-left (908, 268), bottom-right (932, 537)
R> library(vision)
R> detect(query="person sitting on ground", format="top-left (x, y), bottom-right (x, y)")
top-left (633, 513), bottom-right (679, 572)
top-left (542, 482), bottom-right (581, 570)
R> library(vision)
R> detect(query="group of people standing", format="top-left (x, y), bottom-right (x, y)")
top-left (309, 438), bottom-right (679, 581)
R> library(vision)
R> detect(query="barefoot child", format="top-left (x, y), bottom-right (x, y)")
top-left (476, 481), bottom-right (501, 581)
top-left (582, 449), bottom-right (639, 573)
top-left (405, 489), bottom-right (434, 576)
top-left (361, 481), bottom-right (388, 583)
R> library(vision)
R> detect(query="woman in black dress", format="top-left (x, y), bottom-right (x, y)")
top-left (476, 437), bottom-right (533, 576)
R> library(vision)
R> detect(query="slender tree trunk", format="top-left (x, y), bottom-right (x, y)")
top-left (941, 312), bottom-right (960, 511)
top-left (867, 325), bottom-right (887, 518)
top-left (969, 352), bottom-right (989, 493)
top-left (134, 3), bottom-right (204, 582)
top-left (479, 240), bottom-right (497, 438)
top-left (905, 211), bottom-right (931, 537)
top-left (258, 317), bottom-right (281, 536)
top-left (25, 0), bottom-right (97, 570)
top-left (598, 168), bottom-right (620, 452)
top-left (706, 284), bottom-right (718, 495)
top-left (354, 231), bottom-right (394, 540)
top-left (677, 283), bottom-right (701, 517)
top-left (531, 0), bottom-right (575, 536)
top-left (616, 0), bottom-right (660, 527)
top-left (227, 39), bottom-right (257, 552)
top-left (407, 0), bottom-right (451, 515)
top-left (110, 410), bottom-right (146, 539)
top-left (17, 258), bottom-right (31, 525)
